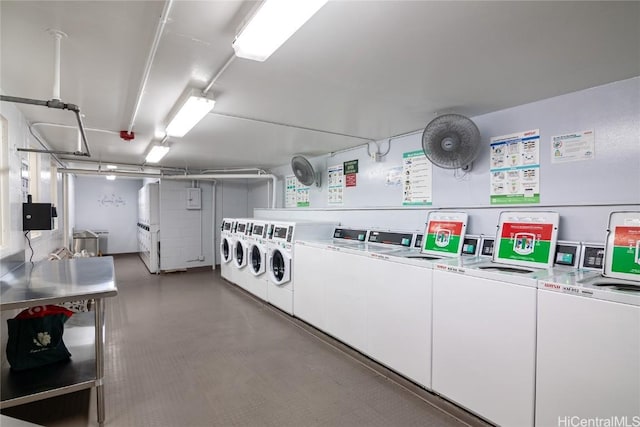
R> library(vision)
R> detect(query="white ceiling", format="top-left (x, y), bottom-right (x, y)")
top-left (1, 1), bottom-right (639, 170)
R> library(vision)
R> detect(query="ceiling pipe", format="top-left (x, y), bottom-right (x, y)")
top-left (164, 173), bottom-right (277, 209)
top-left (47, 29), bottom-right (67, 101)
top-left (202, 53), bottom-right (236, 96)
top-left (57, 156), bottom-right (188, 173)
top-left (32, 121), bottom-right (120, 137)
top-left (58, 169), bottom-right (278, 208)
top-left (127, 0), bottom-right (174, 134)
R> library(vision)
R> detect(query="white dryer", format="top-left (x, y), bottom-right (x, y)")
top-left (431, 211), bottom-right (564, 427)
top-left (219, 218), bottom-right (237, 283)
top-left (266, 220), bottom-right (337, 315)
top-left (232, 218), bottom-right (253, 291)
top-left (536, 211), bottom-right (640, 426)
top-left (246, 220), bottom-right (270, 301)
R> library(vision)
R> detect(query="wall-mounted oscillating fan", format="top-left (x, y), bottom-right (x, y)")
top-left (421, 114), bottom-right (481, 171)
top-left (291, 155), bottom-right (321, 187)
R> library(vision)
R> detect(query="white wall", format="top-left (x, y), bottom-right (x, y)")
top-left (74, 176), bottom-right (142, 254)
top-left (213, 179), bottom-right (253, 265)
top-left (255, 77), bottom-right (640, 243)
top-left (0, 100), bottom-right (63, 271)
top-left (159, 179), bottom-right (214, 271)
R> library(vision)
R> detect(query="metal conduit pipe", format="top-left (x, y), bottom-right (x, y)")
top-left (31, 122), bottom-right (121, 137)
top-left (59, 169), bottom-right (278, 209)
top-left (127, 0), bottom-right (174, 134)
top-left (164, 174), bottom-right (277, 209)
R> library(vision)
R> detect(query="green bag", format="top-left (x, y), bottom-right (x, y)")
top-left (6, 305), bottom-right (73, 371)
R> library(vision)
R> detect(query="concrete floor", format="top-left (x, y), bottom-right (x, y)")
top-left (3, 254), bottom-right (489, 427)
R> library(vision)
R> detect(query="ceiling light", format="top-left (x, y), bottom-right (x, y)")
top-left (233, 0), bottom-right (328, 62)
top-left (106, 164), bottom-right (118, 170)
top-left (165, 89), bottom-right (215, 137)
top-left (145, 144), bottom-right (170, 163)
top-left (106, 175), bottom-right (116, 181)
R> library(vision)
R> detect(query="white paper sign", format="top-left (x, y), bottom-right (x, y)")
top-left (327, 164), bottom-right (344, 205)
top-left (402, 150), bottom-right (432, 206)
top-left (551, 130), bottom-right (595, 163)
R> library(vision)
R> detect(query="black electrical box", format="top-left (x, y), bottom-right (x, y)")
top-left (23, 202), bottom-right (53, 231)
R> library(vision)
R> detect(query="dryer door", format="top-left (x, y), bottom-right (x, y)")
top-left (249, 243), bottom-right (266, 276)
top-left (233, 240), bottom-right (248, 268)
top-left (269, 248), bottom-right (291, 285)
top-left (220, 237), bottom-right (232, 263)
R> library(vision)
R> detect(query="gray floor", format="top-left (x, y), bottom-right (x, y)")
top-left (3, 254), bottom-right (488, 427)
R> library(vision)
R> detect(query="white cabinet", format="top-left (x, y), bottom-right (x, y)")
top-left (432, 270), bottom-right (537, 427)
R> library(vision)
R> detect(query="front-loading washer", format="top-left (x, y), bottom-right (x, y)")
top-left (246, 220), bottom-right (270, 301)
top-left (536, 211), bottom-right (640, 426)
top-left (232, 218), bottom-right (252, 291)
top-left (431, 211), bottom-right (564, 427)
top-left (266, 220), bottom-right (337, 315)
top-left (219, 218), bottom-right (237, 283)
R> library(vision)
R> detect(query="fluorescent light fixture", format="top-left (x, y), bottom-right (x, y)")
top-left (165, 89), bottom-right (215, 137)
top-left (106, 164), bottom-right (118, 170)
top-left (233, 0), bottom-right (328, 62)
top-left (145, 144), bottom-right (170, 163)
top-left (105, 175), bottom-right (116, 181)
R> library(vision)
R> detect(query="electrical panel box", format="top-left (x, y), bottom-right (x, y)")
top-left (186, 187), bottom-right (201, 210)
top-left (23, 203), bottom-right (53, 231)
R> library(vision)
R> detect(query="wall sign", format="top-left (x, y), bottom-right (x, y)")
top-left (344, 159), bottom-right (358, 174)
top-left (402, 150), bottom-right (433, 206)
top-left (490, 129), bottom-right (540, 205)
top-left (345, 173), bottom-right (357, 187)
top-left (285, 175), bottom-right (310, 208)
top-left (327, 164), bottom-right (344, 205)
top-left (551, 130), bottom-right (594, 163)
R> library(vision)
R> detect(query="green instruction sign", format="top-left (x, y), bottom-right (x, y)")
top-left (344, 160), bottom-right (358, 174)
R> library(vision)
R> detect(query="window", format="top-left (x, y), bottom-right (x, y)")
top-left (0, 115), bottom-right (8, 248)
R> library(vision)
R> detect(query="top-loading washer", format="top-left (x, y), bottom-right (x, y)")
top-left (231, 218), bottom-right (253, 291)
top-left (266, 220), bottom-right (337, 315)
top-left (535, 211), bottom-right (640, 426)
top-left (219, 218), bottom-right (237, 283)
top-left (246, 219), bottom-right (270, 301)
top-left (431, 211), bottom-right (564, 427)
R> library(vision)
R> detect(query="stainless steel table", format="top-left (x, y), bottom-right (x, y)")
top-left (0, 257), bottom-right (118, 424)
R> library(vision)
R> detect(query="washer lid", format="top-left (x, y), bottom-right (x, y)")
top-left (604, 211), bottom-right (640, 282)
top-left (420, 211), bottom-right (468, 258)
top-left (492, 211), bottom-right (559, 269)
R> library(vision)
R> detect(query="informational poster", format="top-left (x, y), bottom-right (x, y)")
top-left (423, 221), bottom-right (464, 254)
top-left (490, 129), bottom-right (540, 205)
top-left (345, 174), bottom-right (356, 187)
top-left (285, 175), bottom-right (310, 208)
top-left (611, 226), bottom-right (640, 276)
top-left (497, 222), bottom-right (554, 265)
top-left (296, 185), bottom-right (310, 207)
top-left (551, 130), bottom-right (595, 163)
top-left (285, 175), bottom-right (297, 208)
top-left (327, 164), bottom-right (344, 205)
top-left (386, 167), bottom-right (402, 186)
top-left (402, 150), bottom-right (432, 206)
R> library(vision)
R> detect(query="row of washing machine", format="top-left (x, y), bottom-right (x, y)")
top-left (293, 210), bottom-right (640, 427)
top-left (219, 218), bottom-right (337, 314)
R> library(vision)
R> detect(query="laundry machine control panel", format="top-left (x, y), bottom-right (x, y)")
top-left (368, 231), bottom-right (413, 247)
top-left (334, 228), bottom-right (368, 242)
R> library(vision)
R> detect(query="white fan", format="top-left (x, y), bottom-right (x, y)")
top-left (291, 155), bottom-right (321, 187)
top-left (421, 114), bottom-right (481, 171)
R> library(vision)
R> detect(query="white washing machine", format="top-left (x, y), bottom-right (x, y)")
top-left (294, 212), bottom-right (469, 389)
top-left (536, 211), bottom-right (640, 426)
top-left (246, 219), bottom-right (270, 301)
top-left (232, 218), bottom-right (253, 291)
top-left (267, 220), bottom-right (337, 315)
top-left (431, 211), bottom-right (564, 427)
top-left (219, 218), bottom-right (237, 283)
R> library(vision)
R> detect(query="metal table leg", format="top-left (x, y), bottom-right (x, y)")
top-left (94, 298), bottom-right (105, 424)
